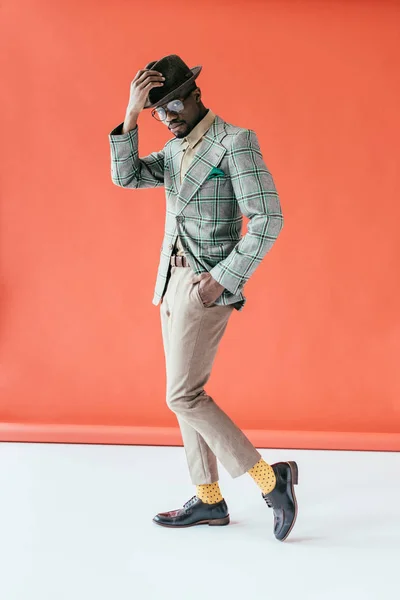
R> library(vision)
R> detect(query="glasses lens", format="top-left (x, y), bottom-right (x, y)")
top-left (154, 107), bottom-right (167, 121)
top-left (166, 99), bottom-right (184, 113)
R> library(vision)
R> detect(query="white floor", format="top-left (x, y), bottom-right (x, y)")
top-left (0, 444), bottom-right (399, 600)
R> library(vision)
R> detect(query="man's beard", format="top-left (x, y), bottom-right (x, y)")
top-left (174, 130), bottom-right (187, 138)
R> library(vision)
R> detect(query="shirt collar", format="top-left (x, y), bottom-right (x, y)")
top-left (181, 109), bottom-right (216, 149)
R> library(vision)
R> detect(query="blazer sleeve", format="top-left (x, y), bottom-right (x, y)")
top-left (209, 129), bottom-right (284, 296)
top-left (108, 122), bottom-right (165, 189)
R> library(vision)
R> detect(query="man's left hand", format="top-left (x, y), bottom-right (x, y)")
top-left (191, 272), bottom-right (225, 307)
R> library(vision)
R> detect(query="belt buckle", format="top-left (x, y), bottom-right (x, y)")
top-left (170, 254), bottom-right (187, 267)
top-left (171, 254), bottom-right (179, 267)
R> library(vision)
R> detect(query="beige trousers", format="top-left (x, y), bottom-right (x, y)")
top-left (160, 264), bottom-right (261, 485)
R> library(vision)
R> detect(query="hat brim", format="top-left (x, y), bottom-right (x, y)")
top-left (144, 65), bottom-right (202, 109)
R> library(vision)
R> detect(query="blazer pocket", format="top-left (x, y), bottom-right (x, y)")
top-left (205, 239), bottom-right (239, 258)
top-left (201, 176), bottom-right (231, 191)
top-left (205, 243), bottom-right (224, 257)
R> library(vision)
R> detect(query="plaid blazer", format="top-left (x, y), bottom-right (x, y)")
top-left (108, 115), bottom-right (284, 311)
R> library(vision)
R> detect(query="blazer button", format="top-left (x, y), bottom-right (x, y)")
top-left (176, 216), bottom-right (183, 222)
top-left (168, 243), bottom-right (173, 249)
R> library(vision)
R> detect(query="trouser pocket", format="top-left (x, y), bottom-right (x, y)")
top-left (193, 281), bottom-right (206, 308)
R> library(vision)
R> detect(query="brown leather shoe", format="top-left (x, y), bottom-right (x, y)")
top-left (262, 461), bottom-right (299, 541)
top-left (153, 495), bottom-right (230, 528)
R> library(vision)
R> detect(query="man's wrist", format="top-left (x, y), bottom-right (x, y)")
top-left (122, 110), bottom-right (140, 134)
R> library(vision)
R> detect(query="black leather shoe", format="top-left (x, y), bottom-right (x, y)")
top-left (153, 495), bottom-right (230, 528)
top-left (262, 461), bottom-right (299, 541)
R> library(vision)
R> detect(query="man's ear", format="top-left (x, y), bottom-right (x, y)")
top-left (194, 87), bottom-right (202, 103)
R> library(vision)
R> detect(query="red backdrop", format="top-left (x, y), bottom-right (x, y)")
top-left (1, 0), bottom-right (400, 450)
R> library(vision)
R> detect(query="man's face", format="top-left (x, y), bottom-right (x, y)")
top-left (160, 88), bottom-right (202, 138)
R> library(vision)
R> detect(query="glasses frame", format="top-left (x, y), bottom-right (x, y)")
top-left (151, 87), bottom-right (196, 122)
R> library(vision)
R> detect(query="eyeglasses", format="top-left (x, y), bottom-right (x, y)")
top-left (151, 99), bottom-right (185, 121)
top-left (151, 88), bottom-right (194, 122)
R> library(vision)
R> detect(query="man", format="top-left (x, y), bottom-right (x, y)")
top-left (108, 54), bottom-right (298, 541)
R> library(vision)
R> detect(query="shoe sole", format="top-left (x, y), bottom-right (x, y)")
top-left (152, 515), bottom-right (230, 528)
top-left (280, 461), bottom-right (299, 542)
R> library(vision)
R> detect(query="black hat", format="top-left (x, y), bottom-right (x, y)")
top-left (143, 54), bottom-right (202, 109)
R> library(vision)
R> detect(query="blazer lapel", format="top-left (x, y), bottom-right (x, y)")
top-left (168, 142), bottom-right (183, 195)
top-left (175, 116), bottom-right (227, 216)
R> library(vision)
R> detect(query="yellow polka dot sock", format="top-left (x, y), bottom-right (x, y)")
top-left (248, 458), bottom-right (277, 495)
top-left (196, 482), bottom-right (224, 504)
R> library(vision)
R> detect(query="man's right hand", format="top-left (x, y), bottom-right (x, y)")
top-left (126, 69), bottom-right (165, 117)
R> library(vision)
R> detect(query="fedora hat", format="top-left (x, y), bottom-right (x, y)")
top-left (143, 54), bottom-right (202, 109)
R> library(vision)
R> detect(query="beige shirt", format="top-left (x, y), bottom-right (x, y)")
top-left (173, 109), bottom-right (216, 255)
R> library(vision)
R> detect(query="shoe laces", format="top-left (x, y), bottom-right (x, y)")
top-left (183, 496), bottom-right (198, 510)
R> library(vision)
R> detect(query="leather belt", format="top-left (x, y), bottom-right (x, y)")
top-left (170, 254), bottom-right (191, 267)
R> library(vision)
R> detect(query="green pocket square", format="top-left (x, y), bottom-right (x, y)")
top-left (207, 167), bottom-right (226, 179)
